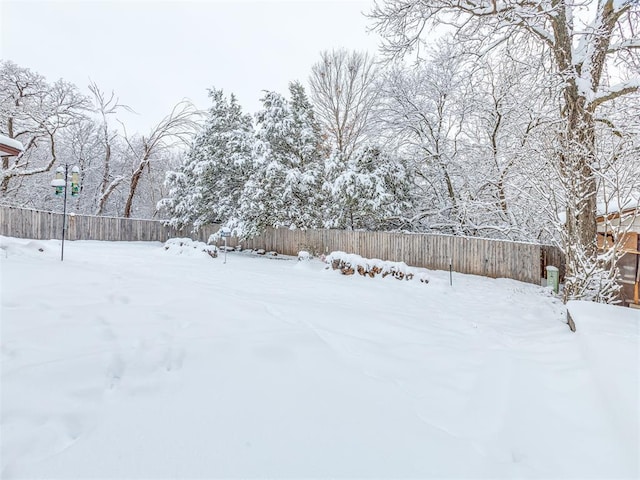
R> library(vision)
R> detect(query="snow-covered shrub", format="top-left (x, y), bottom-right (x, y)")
top-left (163, 238), bottom-right (218, 259)
top-left (325, 251), bottom-right (428, 283)
top-left (0, 237), bottom-right (52, 258)
top-left (298, 250), bottom-right (312, 261)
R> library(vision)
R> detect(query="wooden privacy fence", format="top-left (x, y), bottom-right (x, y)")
top-left (240, 228), bottom-right (565, 285)
top-left (0, 205), bottom-right (217, 243)
top-left (0, 205), bottom-right (565, 285)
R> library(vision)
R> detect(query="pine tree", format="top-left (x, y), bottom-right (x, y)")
top-left (160, 88), bottom-right (254, 230)
top-left (325, 144), bottom-right (412, 230)
top-left (237, 82), bottom-right (325, 237)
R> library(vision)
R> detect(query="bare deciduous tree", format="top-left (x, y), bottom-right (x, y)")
top-left (309, 49), bottom-right (378, 160)
top-left (88, 81), bottom-right (134, 215)
top-left (371, 0), bottom-right (640, 301)
top-left (121, 101), bottom-right (201, 218)
top-left (0, 61), bottom-right (90, 195)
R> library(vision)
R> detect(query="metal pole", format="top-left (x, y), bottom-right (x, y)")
top-left (61, 164), bottom-right (68, 262)
top-left (449, 257), bottom-right (452, 286)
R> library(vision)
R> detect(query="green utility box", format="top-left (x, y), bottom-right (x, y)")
top-left (546, 266), bottom-right (559, 294)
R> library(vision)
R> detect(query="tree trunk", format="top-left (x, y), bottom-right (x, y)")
top-left (124, 147), bottom-right (151, 218)
top-left (560, 83), bottom-right (599, 300)
top-left (96, 176), bottom-right (123, 216)
top-left (1, 117), bottom-right (15, 194)
top-left (550, 5), bottom-right (599, 300)
top-left (123, 165), bottom-right (144, 218)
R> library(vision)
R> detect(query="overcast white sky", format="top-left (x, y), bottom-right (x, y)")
top-left (1, 0), bottom-right (381, 133)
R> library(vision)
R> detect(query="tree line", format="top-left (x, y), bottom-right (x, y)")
top-left (1, 0), bottom-right (638, 302)
top-left (0, 61), bottom-right (199, 218)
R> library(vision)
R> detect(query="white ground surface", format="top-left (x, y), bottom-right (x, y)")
top-left (1, 237), bottom-right (638, 479)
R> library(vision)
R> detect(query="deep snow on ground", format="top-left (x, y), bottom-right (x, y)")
top-left (1, 237), bottom-right (638, 479)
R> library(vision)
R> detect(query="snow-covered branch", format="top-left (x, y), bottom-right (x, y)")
top-left (588, 78), bottom-right (640, 110)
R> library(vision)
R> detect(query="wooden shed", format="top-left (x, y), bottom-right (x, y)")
top-left (597, 204), bottom-right (640, 308)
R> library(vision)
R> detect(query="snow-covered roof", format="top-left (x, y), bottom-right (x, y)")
top-left (0, 134), bottom-right (24, 156)
top-left (596, 195), bottom-right (640, 233)
top-left (597, 196), bottom-right (640, 217)
top-left (557, 195), bottom-right (640, 224)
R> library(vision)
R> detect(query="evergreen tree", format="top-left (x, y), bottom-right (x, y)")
top-left (325, 144), bottom-right (412, 230)
top-left (160, 88), bottom-right (254, 229)
top-left (237, 82), bottom-right (325, 236)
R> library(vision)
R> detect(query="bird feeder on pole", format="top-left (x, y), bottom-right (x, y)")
top-left (50, 164), bottom-right (81, 261)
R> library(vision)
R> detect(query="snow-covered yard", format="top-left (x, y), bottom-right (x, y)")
top-left (1, 237), bottom-right (638, 478)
